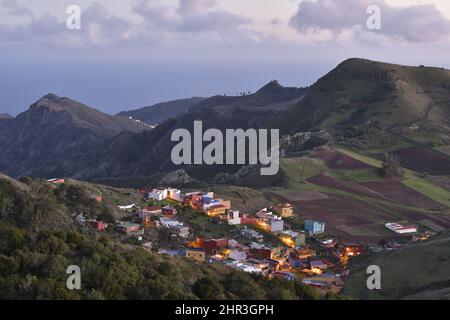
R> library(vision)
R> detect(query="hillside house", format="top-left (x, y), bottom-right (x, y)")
top-left (279, 230), bottom-right (306, 248)
top-left (304, 220), bottom-right (325, 235)
top-left (342, 243), bottom-right (365, 257)
top-left (310, 260), bottom-right (328, 272)
top-left (183, 193), bottom-right (202, 208)
top-left (148, 188), bottom-right (168, 201)
top-left (205, 205), bottom-right (227, 217)
top-left (228, 261), bottom-right (261, 274)
top-left (228, 240), bottom-right (250, 251)
top-left (256, 217), bottom-right (284, 233)
top-left (171, 224), bottom-right (190, 238)
top-left (227, 210), bottom-right (241, 225)
top-left (294, 247), bottom-right (316, 259)
top-left (138, 205), bottom-right (162, 223)
top-left (159, 217), bottom-right (181, 228)
top-left (385, 222), bottom-right (417, 234)
top-left (183, 192), bottom-right (210, 209)
top-left (185, 248), bottom-right (206, 262)
top-left (240, 228), bottom-right (263, 241)
top-left (159, 217), bottom-right (188, 237)
top-left (196, 238), bottom-right (228, 254)
top-left (256, 209), bottom-right (284, 233)
top-left (249, 246), bottom-right (273, 260)
top-left (162, 205), bottom-right (177, 216)
top-left (228, 248), bottom-right (247, 261)
top-left (245, 259), bottom-right (270, 275)
top-left (167, 188), bottom-right (183, 202)
top-left (272, 203), bottom-right (294, 218)
top-left (86, 219), bottom-right (108, 231)
top-left (240, 215), bottom-right (257, 225)
top-left (289, 256), bottom-right (306, 269)
top-left (116, 222), bottom-right (141, 234)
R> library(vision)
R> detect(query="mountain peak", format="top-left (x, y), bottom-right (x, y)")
top-left (41, 93), bottom-right (63, 103)
top-left (256, 80), bottom-right (283, 94)
top-left (0, 113), bottom-right (14, 119)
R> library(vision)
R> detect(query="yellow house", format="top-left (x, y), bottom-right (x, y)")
top-left (185, 248), bottom-right (206, 262)
top-left (273, 203), bottom-right (294, 218)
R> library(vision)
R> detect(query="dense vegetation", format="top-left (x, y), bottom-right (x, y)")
top-left (0, 176), bottom-right (327, 300)
top-left (343, 230), bottom-right (450, 300)
top-left (0, 223), bottom-right (324, 300)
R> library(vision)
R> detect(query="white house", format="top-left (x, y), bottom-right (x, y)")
top-left (167, 188), bottom-right (183, 202)
top-left (228, 210), bottom-right (241, 225)
top-left (229, 248), bottom-right (247, 261)
top-left (159, 217), bottom-right (183, 228)
top-left (385, 223), bottom-right (417, 234)
top-left (148, 188), bottom-right (168, 201)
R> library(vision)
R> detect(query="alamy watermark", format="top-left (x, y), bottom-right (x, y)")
top-left (366, 5), bottom-right (382, 30)
top-left (366, 265), bottom-right (381, 290)
top-left (66, 5), bottom-right (81, 30)
top-left (66, 265), bottom-right (81, 290)
top-left (171, 121), bottom-right (280, 176)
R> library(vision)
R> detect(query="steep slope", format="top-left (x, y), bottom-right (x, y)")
top-left (343, 231), bottom-right (450, 300)
top-left (0, 174), bottom-right (140, 231)
top-left (0, 115), bottom-right (14, 131)
top-left (84, 81), bottom-right (307, 182)
top-left (0, 113), bottom-right (13, 119)
top-left (0, 94), bottom-right (149, 178)
top-left (117, 97), bottom-right (205, 125)
top-left (272, 58), bottom-right (450, 147)
top-left (0, 174), bottom-right (322, 300)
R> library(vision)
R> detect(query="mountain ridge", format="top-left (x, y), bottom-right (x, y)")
top-left (0, 59), bottom-right (449, 182)
top-left (117, 97), bottom-right (205, 125)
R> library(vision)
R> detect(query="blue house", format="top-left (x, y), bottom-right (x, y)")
top-left (304, 220), bottom-right (325, 235)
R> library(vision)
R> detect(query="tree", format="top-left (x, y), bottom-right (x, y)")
top-left (381, 152), bottom-right (403, 177)
top-left (192, 277), bottom-right (225, 300)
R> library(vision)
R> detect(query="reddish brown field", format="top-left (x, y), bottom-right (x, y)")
top-left (308, 175), bottom-right (387, 200)
top-left (361, 180), bottom-right (442, 209)
top-left (272, 191), bottom-right (450, 244)
top-left (290, 194), bottom-right (395, 244)
top-left (374, 147), bottom-right (450, 175)
top-left (311, 147), bottom-right (372, 169)
top-left (397, 209), bottom-right (450, 231)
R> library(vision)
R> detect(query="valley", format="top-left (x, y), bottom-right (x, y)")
top-left (1, 58), bottom-right (450, 300)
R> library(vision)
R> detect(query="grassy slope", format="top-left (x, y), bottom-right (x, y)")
top-left (337, 147), bottom-right (450, 208)
top-left (343, 231), bottom-right (450, 300)
top-left (271, 58), bottom-right (450, 152)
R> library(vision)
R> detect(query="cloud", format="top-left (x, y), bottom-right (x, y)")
top-left (0, 3), bottom-right (134, 48)
top-left (177, 0), bottom-right (217, 15)
top-left (289, 0), bottom-right (450, 43)
top-left (133, 0), bottom-right (251, 33)
top-left (1, 0), bottom-right (33, 18)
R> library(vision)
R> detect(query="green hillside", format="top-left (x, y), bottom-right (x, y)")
top-left (343, 231), bottom-right (450, 300)
top-left (0, 175), bottom-right (323, 300)
top-left (272, 58), bottom-right (450, 150)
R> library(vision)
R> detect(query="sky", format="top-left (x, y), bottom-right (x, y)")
top-left (1, 0), bottom-right (450, 115)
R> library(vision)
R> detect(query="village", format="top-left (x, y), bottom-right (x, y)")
top-left (70, 183), bottom-right (423, 295)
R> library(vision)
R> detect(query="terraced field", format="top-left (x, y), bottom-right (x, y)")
top-left (268, 145), bottom-right (450, 244)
